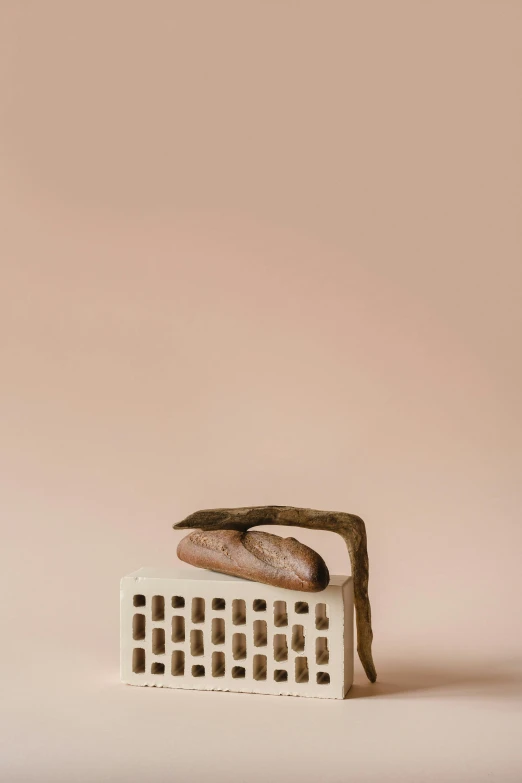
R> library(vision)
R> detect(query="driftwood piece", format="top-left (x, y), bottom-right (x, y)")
top-left (174, 505), bottom-right (377, 682)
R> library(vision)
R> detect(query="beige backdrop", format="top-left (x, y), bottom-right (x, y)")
top-left (1, 1), bottom-right (521, 781)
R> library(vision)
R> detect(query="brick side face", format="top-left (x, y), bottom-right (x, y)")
top-left (121, 568), bottom-right (353, 699)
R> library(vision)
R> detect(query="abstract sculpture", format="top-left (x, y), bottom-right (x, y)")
top-left (174, 505), bottom-right (376, 683)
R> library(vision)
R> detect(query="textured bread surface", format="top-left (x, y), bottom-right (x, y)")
top-left (177, 529), bottom-right (330, 592)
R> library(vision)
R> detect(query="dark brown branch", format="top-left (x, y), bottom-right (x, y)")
top-left (173, 505), bottom-right (377, 683)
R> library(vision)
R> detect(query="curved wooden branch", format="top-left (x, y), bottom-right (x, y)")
top-left (174, 505), bottom-right (376, 683)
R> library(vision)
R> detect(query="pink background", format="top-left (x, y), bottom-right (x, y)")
top-left (1, 2), bottom-right (521, 781)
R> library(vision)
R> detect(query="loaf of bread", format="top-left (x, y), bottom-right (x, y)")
top-left (177, 529), bottom-right (329, 592)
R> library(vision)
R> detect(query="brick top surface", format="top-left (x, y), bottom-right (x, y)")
top-left (123, 566), bottom-right (350, 588)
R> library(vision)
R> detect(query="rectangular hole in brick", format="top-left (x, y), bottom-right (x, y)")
top-left (253, 654), bottom-right (267, 681)
top-left (171, 596), bottom-right (185, 609)
top-left (292, 624), bottom-right (305, 652)
top-left (232, 599), bottom-right (246, 625)
top-left (212, 617), bottom-right (225, 645)
top-left (232, 666), bottom-right (245, 679)
top-left (190, 629), bottom-right (204, 656)
top-left (192, 665), bottom-right (205, 677)
top-left (295, 657), bottom-right (309, 683)
top-left (132, 614), bottom-right (145, 641)
top-left (171, 615), bottom-right (185, 643)
top-left (171, 650), bottom-right (185, 676)
top-left (212, 598), bottom-right (226, 610)
top-left (132, 648), bottom-right (145, 674)
top-left (152, 595), bottom-right (165, 621)
top-left (133, 595), bottom-right (145, 607)
top-left (253, 620), bottom-right (267, 647)
top-left (274, 669), bottom-right (288, 683)
top-left (315, 603), bottom-right (329, 630)
top-left (152, 628), bottom-right (165, 655)
top-left (151, 661), bottom-right (165, 675)
top-left (191, 597), bottom-right (205, 623)
top-left (295, 601), bottom-right (309, 614)
top-left (212, 651), bottom-right (226, 677)
top-left (317, 671), bottom-right (330, 685)
top-left (273, 633), bottom-right (288, 662)
top-left (316, 637), bottom-right (329, 665)
top-left (232, 632), bottom-right (247, 660)
top-left (274, 601), bottom-right (287, 627)
top-left (253, 599), bottom-right (266, 612)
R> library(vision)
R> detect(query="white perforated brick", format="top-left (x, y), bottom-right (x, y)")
top-left (121, 567), bottom-right (354, 699)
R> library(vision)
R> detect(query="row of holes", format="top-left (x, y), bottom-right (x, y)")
top-left (133, 595), bottom-right (329, 630)
top-left (133, 648), bottom-right (331, 685)
top-left (134, 595), bottom-right (310, 614)
top-left (133, 617), bottom-right (330, 663)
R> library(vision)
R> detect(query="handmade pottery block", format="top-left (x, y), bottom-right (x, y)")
top-left (121, 567), bottom-right (354, 699)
